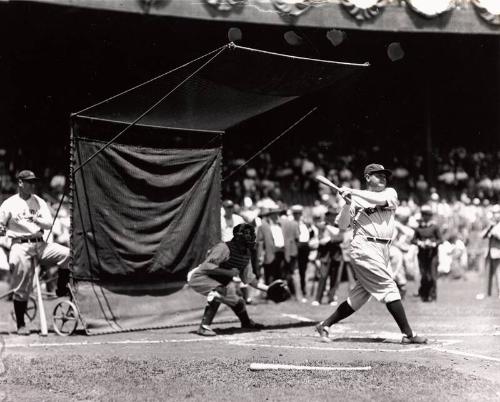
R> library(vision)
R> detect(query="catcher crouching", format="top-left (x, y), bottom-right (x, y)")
top-left (188, 223), bottom-right (271, 336)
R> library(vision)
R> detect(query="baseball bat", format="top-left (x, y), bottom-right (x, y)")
top-left (34, 263), bottom-right (48, 337)
top-left (315, 175), bottom-right (342, 192)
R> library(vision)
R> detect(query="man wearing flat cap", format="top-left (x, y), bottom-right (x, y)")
top-left (316, 163), bottom-right (428, 345)
top-left (0, 170), bottom-right (70, 335)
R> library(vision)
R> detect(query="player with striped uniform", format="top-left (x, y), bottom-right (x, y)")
top-left (188, 223), bottom-right (269, 336)
top-left (316, 164), bottom-right (427, 344)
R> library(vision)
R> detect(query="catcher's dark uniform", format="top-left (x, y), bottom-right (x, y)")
top-left (188, 240), bottom-right (256, 306)
top-left (188, 231), bottom-right (263, 335)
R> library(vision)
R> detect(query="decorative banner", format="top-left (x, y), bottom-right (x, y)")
top-left (136, 0), bottom-right (170, 13)
top-left (472, 0), bottom-right (500, 25)
top-left (406, 0), bottom-right (455, 18)
top-left (271, 0), bottom-right (312, 17)
top-left (204, 0), bottom-right (246, 12)
top-left (341, 0), bottom-right (388, 22)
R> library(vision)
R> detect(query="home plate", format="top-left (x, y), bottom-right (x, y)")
top-left (249, 363), bottom-right (372, 371)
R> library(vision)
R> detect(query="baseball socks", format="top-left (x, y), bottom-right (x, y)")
top-left (197, 301), bottom-right (221, 336)
top-left (386, 300), bottom-right (427, 344)
top-left (13, 300), bottom-right (30, 335)
top-left (230, 300), bottom-right (264, 330)
top-left (316, 301), bottom-right (355, 341)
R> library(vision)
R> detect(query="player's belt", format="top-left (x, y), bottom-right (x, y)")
top-left (12, 236), bottom-right (44, 244)
top-left (365, 236), bottom-right (391, 245)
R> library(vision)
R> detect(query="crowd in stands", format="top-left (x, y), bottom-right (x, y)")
top-left (1, 143), bottom-right (499, 302)
top-left (222, 145), bottom-right (500, 208)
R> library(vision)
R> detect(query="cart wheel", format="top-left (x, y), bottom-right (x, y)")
top-left (52, 300), bottom-right (79, 336)
top-left (10, 296), bottom-right (37, 323)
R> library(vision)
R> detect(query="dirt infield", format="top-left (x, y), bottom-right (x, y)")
top-left (1, 272), bottom-right (499, 401)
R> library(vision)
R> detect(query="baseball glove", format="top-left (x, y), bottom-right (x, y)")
top-left (267, 279), bottom-right (291, 303)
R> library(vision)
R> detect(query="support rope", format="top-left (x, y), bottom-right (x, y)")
top-left (73, 44), bottom-right (228, 175)
top-left (73, 43), bottom-right (229, 117)
top-left (222, 106), bottom-right (318, 182)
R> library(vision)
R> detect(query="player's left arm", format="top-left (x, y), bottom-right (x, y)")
top-left (33, 197), bottom-right (53, 230)
top-left (349, 187), bottom-right (398, 208)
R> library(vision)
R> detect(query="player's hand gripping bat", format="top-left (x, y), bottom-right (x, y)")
top-left (315, 175), bottom-right (352, 202)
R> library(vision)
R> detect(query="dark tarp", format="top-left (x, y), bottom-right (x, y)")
top-left (72, 138), bottom-right (222, 282)
top-left (70, 44), bottom-right (368, 334)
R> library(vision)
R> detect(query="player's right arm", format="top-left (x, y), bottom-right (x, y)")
top-left (347, 187), bottom-right (398, 208)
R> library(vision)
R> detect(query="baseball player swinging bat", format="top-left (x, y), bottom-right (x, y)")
top-left (34, 261), bottom-right (48, 337)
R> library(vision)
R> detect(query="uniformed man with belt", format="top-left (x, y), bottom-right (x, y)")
top-left (0, 170), bottom-right (70, 335)
top-left (315, 163), bottom-right (427, 344)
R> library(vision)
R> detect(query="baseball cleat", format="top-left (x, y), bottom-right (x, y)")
top-left (402, 334), bottom-right (428, 344)
top-left (315, 321), bottom-right (331, 342)
top-left (16, 326), bottom-right (30, 336)
top-left (242, 320), bottom-right (264, 330)
top-left (196, 324), bottom-right (216, 337)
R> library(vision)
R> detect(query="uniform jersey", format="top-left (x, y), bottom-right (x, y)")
top-left (336, 187), bottom-right (401, 310)
top-left (0, 194), bottom-right (52, 238)
top-left (344, 188), bottom-right (398, 240)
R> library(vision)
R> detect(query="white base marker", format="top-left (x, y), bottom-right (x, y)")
top-left (250, 363), bottom-right (372, 371)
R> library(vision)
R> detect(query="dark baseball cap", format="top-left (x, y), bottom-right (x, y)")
top-left (364, 163), bottom-right (392, 177)
top-left (16, 170), bottom-right (38, 181)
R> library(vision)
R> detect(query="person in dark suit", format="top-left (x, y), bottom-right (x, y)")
top-left (281, 208), bottom-right (303, 301)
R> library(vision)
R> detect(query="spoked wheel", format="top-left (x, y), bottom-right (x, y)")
top-left (52, 300), bottom-right (79, 336)
top-left (10, 296), bottom-right (37, 323)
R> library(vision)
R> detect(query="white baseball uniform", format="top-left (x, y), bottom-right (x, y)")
top-left (337, 187), bottom-right (401, 310)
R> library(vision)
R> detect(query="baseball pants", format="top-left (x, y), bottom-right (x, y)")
top-left (9, 241), bottom-right (70, 302)
top-left (346, 238), bottom-right (401, 311)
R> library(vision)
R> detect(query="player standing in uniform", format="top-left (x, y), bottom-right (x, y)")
top-left (315, 164), bottom-right (427, 344)
top-left (188, 223), bottom-right (269, 336)
top-left (0, 170), bottom-right (70, 335)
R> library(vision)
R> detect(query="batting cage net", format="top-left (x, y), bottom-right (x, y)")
top-left (70, 44), bottom-right (368, 334)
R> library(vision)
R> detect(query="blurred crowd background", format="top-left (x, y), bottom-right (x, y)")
top-left (0, 142), bottom-right (499, 302)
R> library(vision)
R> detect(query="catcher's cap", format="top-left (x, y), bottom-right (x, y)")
top-left (420, 205), bottom-right (433, 215)
top-left (364, 163), bottom-right (392, 177)
top-left (222, 199), bottom-right (234, 208)
top-left (291, 205), bottom-right (303, 214)
top-left (16, 170), bottom-right (38, 181)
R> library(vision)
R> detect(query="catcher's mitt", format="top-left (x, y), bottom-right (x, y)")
top-left (267, 279), bottom-right (291, 303)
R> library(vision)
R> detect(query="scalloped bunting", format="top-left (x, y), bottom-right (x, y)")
top-left (472, 0), bottom-right (500, 25)
top-left (270, 0), bottom-right (312, 17)
top-left (205, 0), bottom-right (246, 12)
top-left (341, 0), bottom-right (388, 22)
top-left (406, 0), bottom-right (455, 18)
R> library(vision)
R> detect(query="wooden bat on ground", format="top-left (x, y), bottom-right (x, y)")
top-left (34, 261), bottom-right (48, 337)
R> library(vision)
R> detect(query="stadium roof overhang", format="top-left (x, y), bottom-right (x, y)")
top-left (3, 0), bottom-right (500, 35)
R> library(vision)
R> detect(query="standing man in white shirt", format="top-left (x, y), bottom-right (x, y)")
top-left (0, 170), bottom-right (70, 335)
top-left (220, 199), bottom-right (245, 242)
